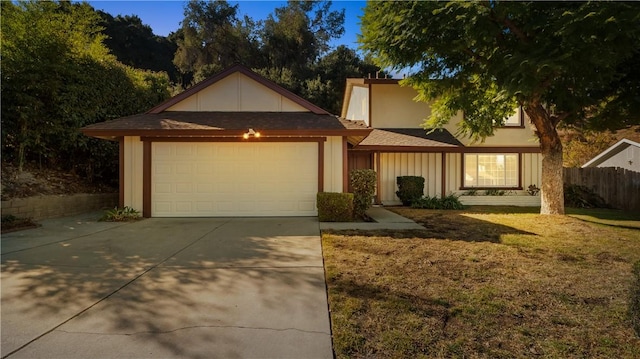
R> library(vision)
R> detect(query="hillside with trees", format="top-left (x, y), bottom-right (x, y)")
top-left (1, 0), bottom-right (380, 199)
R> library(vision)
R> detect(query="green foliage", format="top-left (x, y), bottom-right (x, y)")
top-left (564, 185), bottom-right (609, 209)
top-left (98, 12), bottom-right (179, 81)
top-left (1, 1), bottom-right (170, 184)
top-left (630, 261), bottom-right (640, 338)
top-left (396, 176), bottom-right (425, 206)
top-left (527, 185), bottom-right (541, 196)
top-left (317, 192), bottom-right (354, 222)
top-left (485, 189), bottom-right (506, 196)
top-left (360, 1), bottom-right (640, 214)
top-left (411, 194), bottom-right (464, 210)
top-left (562, 130), bottom-right (618, 168)
top-left (1, 214), bottom-right (37, 232)
top-left (100, 206), bottom-right (141, 222)
top-left (350, 169), bottom-right (376, 218)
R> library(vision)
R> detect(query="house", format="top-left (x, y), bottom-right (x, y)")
top-left (341, 77), bottom-right (542, 206)
top-left (582, 138), bottom-right (640, 172)
top-left (82, 65), bottom-right (371, 217)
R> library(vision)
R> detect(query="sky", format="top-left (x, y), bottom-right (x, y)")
top-left (86, 0), bottom-right (367, 49)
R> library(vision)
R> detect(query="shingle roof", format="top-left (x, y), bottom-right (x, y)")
top-left (356, 128), bottom-right (463, 148)
top-left (81, 111), bottom-right (372, 138)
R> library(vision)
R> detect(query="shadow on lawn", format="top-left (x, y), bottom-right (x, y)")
top-left (325, 211), bottom-right (536, 243)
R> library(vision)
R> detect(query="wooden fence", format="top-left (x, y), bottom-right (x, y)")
top-left (563, 167), bottom-right (640, 211)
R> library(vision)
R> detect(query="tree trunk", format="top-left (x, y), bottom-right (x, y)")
top-left (524, 103), bottom-right (565, 215)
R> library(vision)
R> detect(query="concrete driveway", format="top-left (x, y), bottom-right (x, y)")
top-left (1, 213), bottom-right (332, 359)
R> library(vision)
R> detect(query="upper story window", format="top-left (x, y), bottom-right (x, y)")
top-left (501, 107), bottom-right (524, 127)
top-left (464, 153), bottom-right (519, 188)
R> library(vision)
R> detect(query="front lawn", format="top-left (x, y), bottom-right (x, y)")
top-left (322, 207), bottom-right (640, 358)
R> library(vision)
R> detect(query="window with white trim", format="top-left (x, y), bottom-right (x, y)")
top-left (464, 154), bottom-right (519, 188)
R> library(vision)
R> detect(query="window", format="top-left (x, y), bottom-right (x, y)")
top-left (464, 154), bottom-right (519, 188)
top-left (498, 107), bottom-right (524, 127)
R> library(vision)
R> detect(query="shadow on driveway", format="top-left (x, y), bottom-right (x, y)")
top-left (1, 215), bottom-right (331, 359)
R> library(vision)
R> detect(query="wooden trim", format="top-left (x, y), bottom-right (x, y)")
top-left (352, 145), bottom-right (540, 153)
top-left (318, 140), bottom-right (324, 192)
top-left (368, 83), bottom-right (372, 127)
top-left (118, 138), bottom-right (124, 208)
top-left (147, 64), bottom-right (330, 115)
top-left (460, 186), bottom-right (524, 191)
top-left (141, 136), bottom-right (327, 143)
top-left (441, 152), bottom-right (446, 197)
top-left (142, 141), bottom-right (152, 218)
top-left (518, 152), bottom-right (523, 189)
top-left (375, 151), bottom-right (381, 204)
top-left (342, 137), bottom-right (349, 192)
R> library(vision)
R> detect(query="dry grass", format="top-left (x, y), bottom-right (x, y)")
top-left (322, 207), bottom-right (640, 358)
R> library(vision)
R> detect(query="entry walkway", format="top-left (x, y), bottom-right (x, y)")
top-left (319, 206), bottom-right (425, 230)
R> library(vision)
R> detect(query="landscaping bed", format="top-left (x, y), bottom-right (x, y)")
top-left (322, 207), bottom-right (640, 358)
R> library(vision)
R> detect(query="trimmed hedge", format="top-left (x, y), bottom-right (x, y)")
top-left (317, 192), bottom-right (354, 222)
top-left (631, 260), bottom-right (640, 338)
top-left (396, 176), bottom-right (425, 206)
top-left (350, 169), bottom-right (376, 218)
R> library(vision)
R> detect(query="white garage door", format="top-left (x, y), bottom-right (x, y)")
top-left (152, 142), bottom-right (318, 217)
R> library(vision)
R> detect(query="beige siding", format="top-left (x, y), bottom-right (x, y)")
top-left (123, 136), bottom-right (144, 212)
top-left (344, 86), bottom-right (370, 125)
top-left (445, 153), bottom-right (463, 195)
top-left (166, 72), bottom-right (308, 112)
top-left (323, 136), bottom-right (344, 193)
top-left (443, 108), bottom-right (539, 147)
top-left (378, 152), bottom-right (442, 205)
top-left (370, 85), bottom-right (431, 128)
top-left (597, 146), bottom-right (640, 171)
top-left (522, 153), bottom-right (543, 189)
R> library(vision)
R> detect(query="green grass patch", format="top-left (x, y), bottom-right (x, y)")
top-left (323, 207), bottom-right (640, 358)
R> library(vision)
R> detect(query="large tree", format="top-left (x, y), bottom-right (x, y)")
top-left (360, 1), bottom-right (640, 214)
top-left (1, 1), bottom-right (169, 182)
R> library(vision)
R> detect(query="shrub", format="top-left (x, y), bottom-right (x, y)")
top-left (396, 176), bottom-right (425, 206)
top-left (350, 169), bottom-right (376, 218)
top-left (411, 194), bottom-right (464, 210)
top-left (317, 192), bottom-right (354, 222)
top-left (564, 184), bottom-right (608, 208)
top-left (630, 260), bottom-right (640, 338)
top-left (485, 188), bottom-right (506, 196)
top-left (100, 206), bottom-right (141, 222)
top-left (527, 184), bottom-right (540, 196)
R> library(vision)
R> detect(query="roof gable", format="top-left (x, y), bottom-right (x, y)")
top-left (582, 138), bottom-right (640, 168)
top-left (148, 64), bottom-right (329, 115)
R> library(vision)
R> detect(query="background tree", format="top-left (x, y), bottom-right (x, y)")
top-left (1, 1), bottom-right (170, 183)
top-left (99, 12), bottom-right (179, 81)
top-left (173, 0), bottom-right (261, 84)
top-left (360, 1), bottom-right (640, 214)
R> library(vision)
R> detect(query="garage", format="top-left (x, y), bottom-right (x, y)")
top-left (81, 64), bottom-right (372, 218)
top-left (152, 142), bottom-right (318, 217)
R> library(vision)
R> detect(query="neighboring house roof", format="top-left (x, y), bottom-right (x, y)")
top-left (582, 138), bottom-right (640, 168)
top-left (82, 112), bottom-right (372, 138)
top-left (353, 128), bottom-right (463, 151)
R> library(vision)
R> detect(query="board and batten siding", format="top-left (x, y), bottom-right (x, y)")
top-left (166, 72), bottom-right (308, 112)
top-left (123, 136), bottom-right (144, 211)
top-left (378, 152), bottom-right (542, 206)
top-left (377, 152), bottom-right (442, 205)
top-left (323, 136), bottom-right (345, 193)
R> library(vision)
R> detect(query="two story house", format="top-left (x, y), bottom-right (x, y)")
top-left (82, 65), bottom-right (541, 218)
top-left (342, 77), bottom-right (542, 206)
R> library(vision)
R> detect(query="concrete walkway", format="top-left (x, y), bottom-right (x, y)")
top-left (1, 213), bottom-right (331, 359)
top-left (319, 206), bottom-right (425, 230)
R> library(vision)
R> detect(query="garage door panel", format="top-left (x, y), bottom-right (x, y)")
top-left (152, 142), bottom-right (318, 217)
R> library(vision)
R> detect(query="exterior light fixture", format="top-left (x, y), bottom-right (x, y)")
top-left (243, 128), bottom-right (260, 139)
